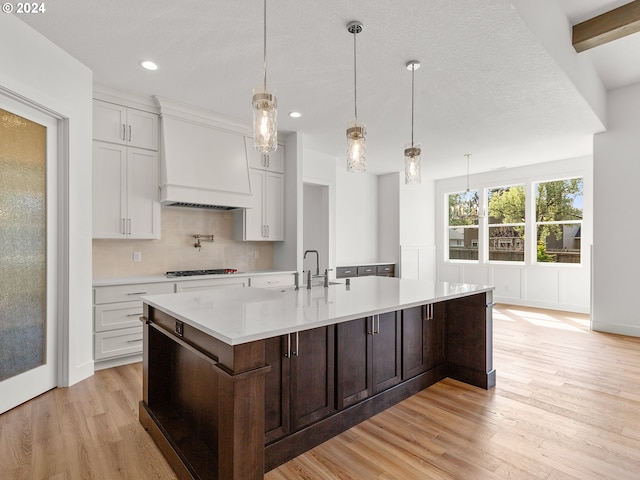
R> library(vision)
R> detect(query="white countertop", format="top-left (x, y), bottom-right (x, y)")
top-left (142, 277), bottom-right (493, 346)
top-left (93, 270), bottom-right (295, 287)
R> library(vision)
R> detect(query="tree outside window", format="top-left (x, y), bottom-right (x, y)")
top-left (535, 178), bottom-right (583, 263)
top-left (448, 191), bottom-right (479, 261)
top-left (487, 185), bottom-right (525, 262)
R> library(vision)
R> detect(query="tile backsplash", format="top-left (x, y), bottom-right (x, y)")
top-left (92, 207), bottom-right (274, 278)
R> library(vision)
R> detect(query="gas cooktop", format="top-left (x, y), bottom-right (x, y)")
top-left (165, 269), bottom-right (238, 277)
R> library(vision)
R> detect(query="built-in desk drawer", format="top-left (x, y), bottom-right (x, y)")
top-left (377, 264), bottom-right (394, 276)
top-left (357, 266), bottom-right (377, 276)
top-left (336, 266), bottom-right (357, 278)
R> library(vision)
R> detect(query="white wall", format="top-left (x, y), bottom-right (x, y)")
top-left (335, 169), bottom-right (379, 265)
top-left (274, 133), bottom-right (302, 272)
top-left (1, 15), bottom-right (93, 385)
top-left (301, 147), bottom-right (337, 275)
top-left (435, 156), bottom-right (592, 313)
top-left (398, 175), bottom-right (436, 280)
top-left (378, 173), bottom-right (399, 265)
top-left (303, 184), bottom-right (329, 274)
top-left (593, 83), bottom-right (640, 336)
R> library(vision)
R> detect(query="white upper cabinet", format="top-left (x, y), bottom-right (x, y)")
top-left (234, 169), bottom-right (284, 241)
top-left (244, 136), bottom-right (284, 173)
top-left (92, 141), bottom-right (160, 239)
top-left (94, 100), bottom-right (159, 151)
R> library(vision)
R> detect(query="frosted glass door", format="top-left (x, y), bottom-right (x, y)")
top-left (0, 98), bottom-right (57, 414)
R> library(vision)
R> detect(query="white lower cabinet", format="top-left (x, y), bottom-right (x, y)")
top-left (93, 281), bottom-right (173, 369)
top-left (93, 273), bottom-right (294, 367)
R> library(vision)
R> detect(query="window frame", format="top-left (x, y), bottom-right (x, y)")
top-left (446, 190), bottom-right (480, 263)
top-left (534, 177), bottom-right (583, 265)
top-left (443, 176), bottom-right (584, 267)
top-left (486, 184), bottom-right (526, 264)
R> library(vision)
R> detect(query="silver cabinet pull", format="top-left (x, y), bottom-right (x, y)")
top-left (127, 312), bottom-right (143, 317)
top-left (367, 317), bottom-right (373, 335)
top-left (127, 218), bottom-right (132, 235)
top-left (126, 338), bottom-right (143, 343)
top-left (122, 124), bottom-right (126, 141)
top-left (121, 218), bottom-right (126, 235)
top-left (284, 333), bottom-right (291, 358)
top-left (290, 332), bottom-right (299, 357)
top-left (126, 291), bottom-right (148, 295)
top-left (128, 125), bottom-right (132, 142)
top-left (374, 314), bottom-right (380, 334)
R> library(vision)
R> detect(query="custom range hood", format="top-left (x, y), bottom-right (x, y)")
top-left (156, 97), bottom-right (255, 210)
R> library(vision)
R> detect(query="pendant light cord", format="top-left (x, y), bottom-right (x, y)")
top-left (411, 65), bottom-right (415, 147)
top-left (465, 153), bottom-right (471, 192)
top-left (263, 0), bottom-right (267, 88)
top-left (353, 30), bottom-right (358, 121)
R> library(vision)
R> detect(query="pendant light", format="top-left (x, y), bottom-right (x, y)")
top-left (346, 21), bottom-right (366, 172)
top-left (404, 60), bottom-right (421, 184)
top-left (252, 0), bottom-right (277, 154)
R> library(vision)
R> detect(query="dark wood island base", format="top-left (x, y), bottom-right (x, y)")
top-left (140, 290), bottom-right (495, 480)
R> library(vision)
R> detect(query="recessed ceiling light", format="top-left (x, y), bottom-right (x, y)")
top-left (140, 60), bottom-right (159, 71)
top-left (289, 111), bottom-right (302, 118)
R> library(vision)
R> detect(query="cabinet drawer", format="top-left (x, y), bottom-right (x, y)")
top-left (94, 282), bottom-right (174, 304)
top-left (377, 265), bottom-right (394, 276)
top-left (175, 277), bottom-right (248, 292)
top-left (94, 326), bottom-right (143, 360)
top-left (251, 274), bottom-right (295, 288)
top-left (336, 267), bottom-right (357, 279)
top-left (94, 301), bottom-right (144, 332)
top-left (357, 266), bottom-right (377, 276)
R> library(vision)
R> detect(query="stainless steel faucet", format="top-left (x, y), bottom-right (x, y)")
top-left (303, 250), bottom-right (320, 276)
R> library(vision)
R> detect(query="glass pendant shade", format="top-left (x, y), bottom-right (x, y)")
top-left (346, 120), bottom-right (366, 172)
top-left (252, 85), bottom-right (277, 154)
top-left (404, 145), bottom-right (421, 184)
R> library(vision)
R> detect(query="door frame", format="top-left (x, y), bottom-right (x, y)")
top-left (0, 86), bottom-right (70, 411)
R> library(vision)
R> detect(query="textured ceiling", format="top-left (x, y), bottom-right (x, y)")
top-left (16, 0), bottom-right (625, 178)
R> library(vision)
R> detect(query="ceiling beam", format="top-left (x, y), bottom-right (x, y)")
top-left (573, 0), bottom-right (640, 52)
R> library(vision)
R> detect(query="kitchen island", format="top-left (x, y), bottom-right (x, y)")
top-left (139, 277), bottom-right (495, 480)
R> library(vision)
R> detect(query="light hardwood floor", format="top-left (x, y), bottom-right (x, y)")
top-left (1, 305), bottom-right (639, 479)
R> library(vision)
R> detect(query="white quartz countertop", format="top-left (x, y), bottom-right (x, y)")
top-left (93, 270), bottom-right (295, 287)
top-left (142, 277), bottom-right (493, 345)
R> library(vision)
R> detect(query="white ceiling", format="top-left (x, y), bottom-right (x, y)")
top-left (16, 1), bottom-right (638, 178)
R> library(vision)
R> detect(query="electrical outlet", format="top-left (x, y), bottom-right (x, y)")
top-left (133, 251), bottom-right (142, 262)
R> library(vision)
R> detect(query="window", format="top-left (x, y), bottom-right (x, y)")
top-left (448, 191), bottom-right (479, 261)
top-left (535, 178), bottom-right (583, 263)
top-left (487, 185), bottom-right (525, 262)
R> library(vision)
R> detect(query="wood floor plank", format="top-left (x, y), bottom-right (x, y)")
top-left (2, 304), bottom-right (640, 479)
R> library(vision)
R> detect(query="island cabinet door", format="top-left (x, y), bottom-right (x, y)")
top-left (264, 335), bottom-right (291, 444)
top-left (289, 325), bottom-right (336, 432)
top-left (402, 303), bottom-right (446, 379)
top-left (426, 302), bottom-right (446, 370)
top-left (336, 312), bottom-right (401, 409)
top-left (336, 318), bottom-right (373, 409)
top-left (371, 311), bottom-right (402, 394)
